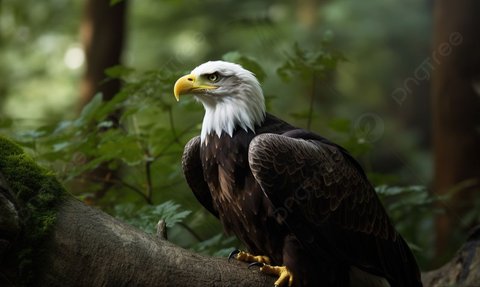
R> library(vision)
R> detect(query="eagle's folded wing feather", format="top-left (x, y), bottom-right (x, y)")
top-left (182, 136), bottom-right (218, 218)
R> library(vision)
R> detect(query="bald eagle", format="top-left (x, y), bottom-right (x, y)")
top-left (174, 61), bottom-right (422, 287)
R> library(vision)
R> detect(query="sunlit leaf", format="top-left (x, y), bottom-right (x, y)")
top-left (76, 93), bottom-right (104, 127)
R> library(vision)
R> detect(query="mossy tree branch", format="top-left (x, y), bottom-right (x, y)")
top-left (0, 174), bottom-right (275, 286)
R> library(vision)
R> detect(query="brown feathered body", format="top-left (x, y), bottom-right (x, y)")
top-left (182, 113), bottom-right (422, 287)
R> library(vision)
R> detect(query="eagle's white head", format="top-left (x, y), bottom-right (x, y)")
top-left (174, 61), bottom-right (266, 143)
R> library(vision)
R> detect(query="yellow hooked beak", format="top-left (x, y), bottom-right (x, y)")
top-left (173, 74), bottom-right (217, 101)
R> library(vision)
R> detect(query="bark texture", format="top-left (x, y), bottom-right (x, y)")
top-left (0, 191), bottom-right (275, 286)
top-left (39, 197), bottom-right (275, 287)
top-left (422, 226), bottom-right (480, 287)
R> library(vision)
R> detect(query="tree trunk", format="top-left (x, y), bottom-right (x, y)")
top-left (431, 0), bottom-right (480, 262)
top-left (296, 0), bottom-right (319, 29)
top-left (77, 0), bottom-right (128, 200)
top-left (80, 0), bottom-right (127, 108)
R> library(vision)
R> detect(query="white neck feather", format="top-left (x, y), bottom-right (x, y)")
top-left (199, 96), bottom-right (265, 143)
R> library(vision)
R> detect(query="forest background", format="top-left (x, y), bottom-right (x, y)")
top-left (1, 0), bottom-right (478, 272)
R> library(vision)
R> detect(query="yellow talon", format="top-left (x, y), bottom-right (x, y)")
top-left (260, 265), bottom-right (294, 287)
top-left (231, 251), bottom-right (293, 286)
top-left (235, 251), bottom-right (271, 265)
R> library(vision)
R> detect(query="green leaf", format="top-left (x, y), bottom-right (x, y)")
top-left (97, 131), bottom-right (143, 166)
top-left (76, 93), bottom-right (104, 127)
top-left (105, 65), bottom-right (134, 79)
top-left (277, 38), bottom-right (345, 82)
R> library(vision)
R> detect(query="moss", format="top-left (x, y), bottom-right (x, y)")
top-left (0, 137), bottom-right (66, 285)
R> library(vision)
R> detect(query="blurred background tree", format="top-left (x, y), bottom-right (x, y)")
top-left (431, 0), bottom-right (480, 265)
top-left (80, 0), bottom-right (126, 107)
top-left (78, 0), bottom-right (127, 201)
top-left (0, 0), bottom-right (478, 271)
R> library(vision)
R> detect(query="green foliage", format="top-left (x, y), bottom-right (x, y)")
top-left (275, 37), bottom-right (346, 131)
top-left (114, 200), bottom-right (191, 234)
top-left (277, 38), bottom-right (345, 82)
top-left (376, 185), bottom-right (439, 266)
top-left (0, 0), bottom-right (82, 120)
top-left (12, 67), bottom-right (193, 185)
top-left (3, 65), bottom-right (223, 255)
top-left (0, 136), bottom-right (66, 285)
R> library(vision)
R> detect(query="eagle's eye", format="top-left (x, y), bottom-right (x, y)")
top-left (206, 73), bottom-right (220, 83)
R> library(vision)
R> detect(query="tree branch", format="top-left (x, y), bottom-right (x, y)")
top-left (421, 226), bottom-right (480, 287)
top-left (46, 197), bottom-right (276, 286)
top-left (0, 187), bottom-right (275, 286)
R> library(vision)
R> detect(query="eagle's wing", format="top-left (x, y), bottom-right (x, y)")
top-left (182, 136), bottom-right (218, 218)
top-left (248, 132), bottom-right (421, 286)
